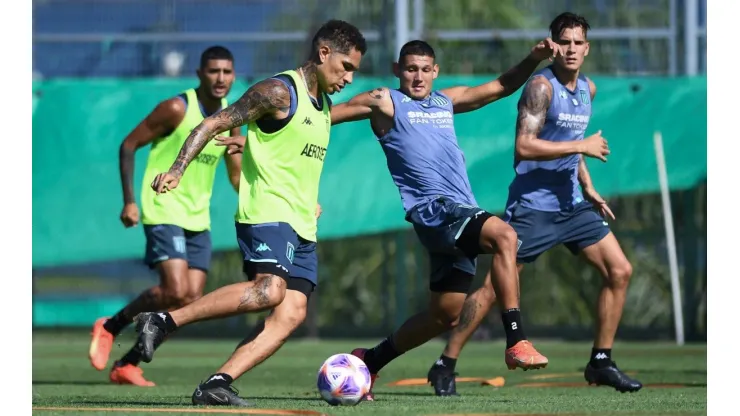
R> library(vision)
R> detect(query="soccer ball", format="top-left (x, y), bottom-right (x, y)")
top-left (317, 353), bottom-right (372, 406)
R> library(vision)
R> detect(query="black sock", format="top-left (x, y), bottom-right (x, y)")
top-left (119, 347), bottom-right (142, 367)
top-left (157, 312), bottom-right (179, 333)
top-left (501, 308), bottom-right (526, 349)
top-left (202, 373), bottom-right (234, 388)
top-left (363, 336), bottom-right (403, 374)
top-left (590, 348), bottom-right (613, 368)
top-left (103, 311), bottom-right (132, 337)
top-left (434, 354), bottom-right (457, 372)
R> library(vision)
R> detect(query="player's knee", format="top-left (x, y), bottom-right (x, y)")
top-left (430, 299), bottom-right (465, 329)
top-left (490, 222), bottom-right (518, 255)
top-left (179, 290), bottom-right (203, 307)
top-left (162, 283), bottom-right (192, 308)
top-left (607, 260), bottom-right (633, 289)
top-left (435, 310), bottom-right (461, 329)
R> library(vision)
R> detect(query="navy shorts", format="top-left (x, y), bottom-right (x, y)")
top-left (235, 222), bottom-right (318, 295)
top-left (143, 224), bottom-right (212, 272)
top-left (408, 198), bottom-right (495, 294)
top-left (504, 201), bottom-right (611, 264)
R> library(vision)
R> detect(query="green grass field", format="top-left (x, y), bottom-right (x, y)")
top-left (32, 332), bottom-right (707, 415)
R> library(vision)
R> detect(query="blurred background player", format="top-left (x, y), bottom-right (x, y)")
top-left (88, 46), bottom-right (244, 386)
top-left (330, 37), bottom-right (561, 400)
top-left (133, 20), bottom-right (366, 406)
top-left (426, 12), bottom-right (643, 395)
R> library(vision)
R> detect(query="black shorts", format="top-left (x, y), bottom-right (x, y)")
top-left (143, 224), bottom-right (212, 272)
top-left (407, 198), bottom-right (495, 294)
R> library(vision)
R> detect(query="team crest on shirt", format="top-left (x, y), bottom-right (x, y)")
top-left (431, 96), bottom-right (448, 106)
top-left (579, 89), bottom-right (590, 104)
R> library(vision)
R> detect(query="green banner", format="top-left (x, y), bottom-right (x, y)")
top-left (32, 76), bottom-right (706, 267)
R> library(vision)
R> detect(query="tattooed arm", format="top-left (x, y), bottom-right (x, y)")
top-left (514, 76), bottom-right (609, 161)
top-left (119, 97), bottom-right (185, 226)
top-left (331, 87), bottom-right (393, 126)
top-left (167, 78), bottom-right (290, 179)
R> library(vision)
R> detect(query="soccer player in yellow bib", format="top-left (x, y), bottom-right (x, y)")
top-left (88, 46), bottom-right (243, 387)
top-left (133, 20), bottom-right (367, 407)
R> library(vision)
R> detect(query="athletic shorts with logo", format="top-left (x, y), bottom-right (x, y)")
top-left (504, 200), bottom-right (611, 264)
top-left (235, 222), bottom-right (317, 297)
top-left (143, 224), bottom-right (212, 272)
top-left (406, 197), bottom-right (495, 294)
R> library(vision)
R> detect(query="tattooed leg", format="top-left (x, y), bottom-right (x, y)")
top-left (442, 271), bottom-right (499, 359)
top-left (169, 274), bottom-right (287, 327)
top-left (216, 289), bottom-right (309, 380)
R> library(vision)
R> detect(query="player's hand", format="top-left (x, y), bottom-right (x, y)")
top-left (151, 172), bottom-right (181, 194)
top-left (215, 135), bottom-right (246, 155)
top-left (583, 186), bottom-right (616, 221)
top-left (581, 130), bottom-right (610, 162)
top-left (530, 37), bottom-right (563, 62)
top-left (315, 203), bottom-right (323, 219)
top-left (120, 203), bottom-right (140, 228)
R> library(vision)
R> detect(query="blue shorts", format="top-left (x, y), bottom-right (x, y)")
top-left (504, 201), bottom-right (611, 264)
top-left (407, 198), bottom-right (495, 293)
top-left (143, 224), bottom-right (212, 272)
top-left (235, 222), bottom-right (318, 294)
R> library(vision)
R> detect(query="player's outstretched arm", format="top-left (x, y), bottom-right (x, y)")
top-left (515, 77), bottom-right (609, 162)
top-left (119, 97), bottom-right (185, 226)
top-left (151, 79), bottom-right (290, 194)
top-left (331, 87), bottom-right (393, 126)
top-left (443, 38), bottom-right (561, 114)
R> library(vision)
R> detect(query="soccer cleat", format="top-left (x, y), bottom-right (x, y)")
top-left (192, 382), bottom-right (254, 407)
top-left (133, 312), bottom-right (169, 363)
top-left (505, 340), bottom-right (549, 370)
top-left (351, 348), bottom-right (378, 401)
top-left (89, 317), bottom-right (114, 371)
top-left (584, 361), bottom-right (643, 393)
top-left (427, 362), bottom-right (459, 396)
top-left (109, 361), bottom-right (155, 387)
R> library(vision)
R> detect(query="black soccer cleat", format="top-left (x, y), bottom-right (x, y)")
top-left (427, 363), bottom-right (459, 397)
top-left (584, 361), bottom-right (643, 393)
top-left (133, 312), bottom-right (169, 363)
top-left (192, 382), bottom-right (254, 407)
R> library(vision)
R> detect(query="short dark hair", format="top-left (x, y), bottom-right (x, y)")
top-left (311, 20), bottom-right (367, 56)
top-left (200, 46), bottom-right (234, 69)
top-left (398, 40), bottom-right (435, 62)
top-left (549, 12), bottom-right (591, 40)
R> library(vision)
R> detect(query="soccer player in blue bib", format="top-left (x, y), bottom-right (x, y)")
top-left (331, 36), bottom-right (562, 401)
top-left (426, 12), bottom-right (643, 395)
